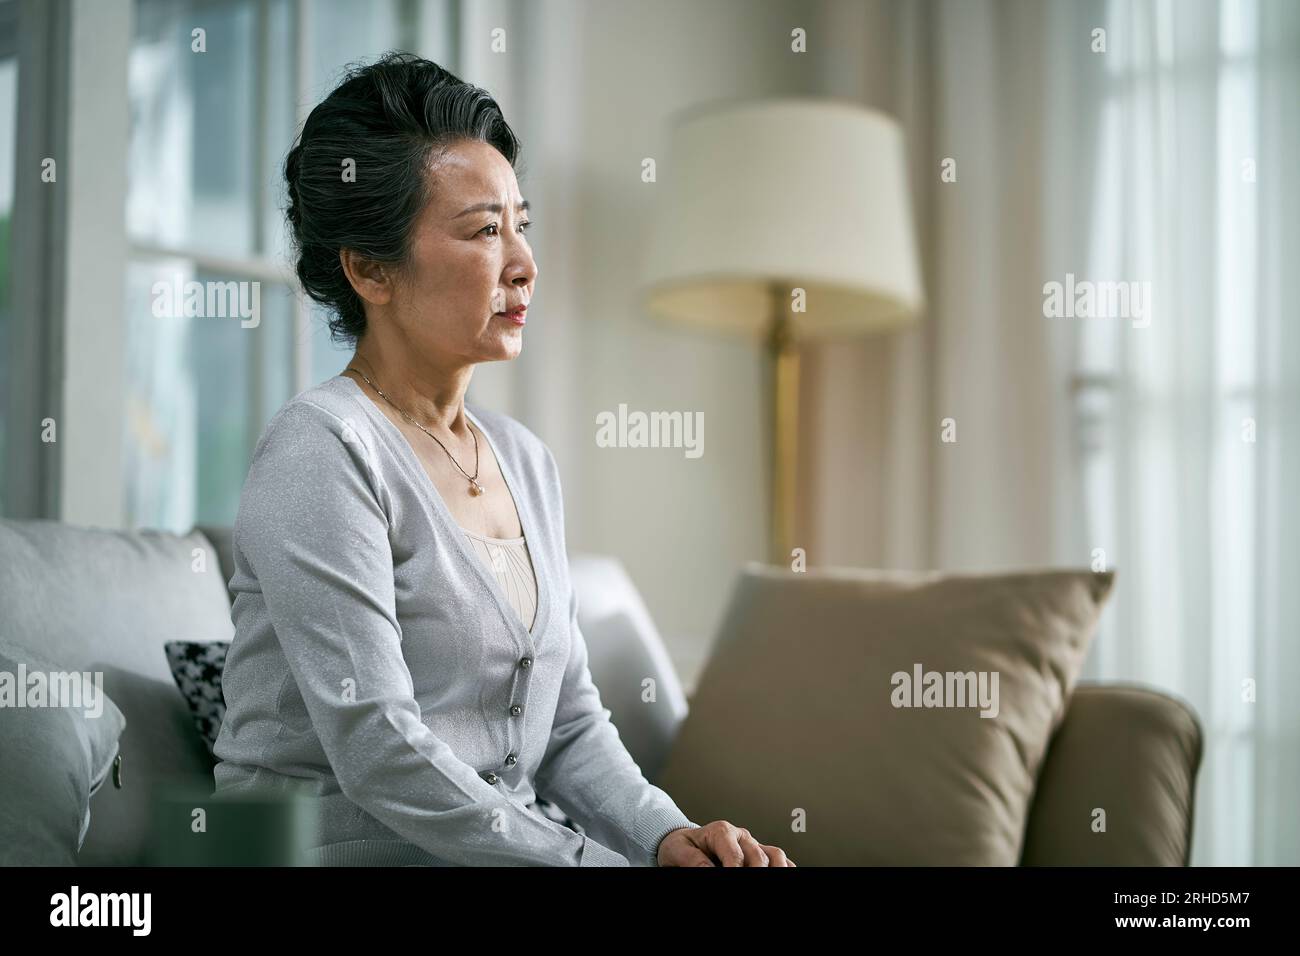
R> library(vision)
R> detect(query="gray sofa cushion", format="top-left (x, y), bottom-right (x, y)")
top-left (0, 639), bottom-right (127, 865)
top-left (0, 519), bottom-right (236, 864)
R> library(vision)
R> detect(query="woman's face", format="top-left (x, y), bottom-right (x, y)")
top-left (388, 139), bottom-right (537, 365)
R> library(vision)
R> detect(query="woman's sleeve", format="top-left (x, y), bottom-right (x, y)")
top-left (235, 400), bottom-right (628, 867)
top-left (532, 449), bottom-right (702, 867)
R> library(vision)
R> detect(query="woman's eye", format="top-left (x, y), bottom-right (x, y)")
top-left (480, 221), bottom-right (533, 237)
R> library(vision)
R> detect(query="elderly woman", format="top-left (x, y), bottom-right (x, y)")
top-left (211, 52), bottom-right (791, 868)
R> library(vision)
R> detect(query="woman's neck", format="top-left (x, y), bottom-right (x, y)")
top-left (345, 342), bottom-right (475, 439)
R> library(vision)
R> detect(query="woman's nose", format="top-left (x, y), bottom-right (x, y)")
top-left (507, 239), bottom-right (538, 283)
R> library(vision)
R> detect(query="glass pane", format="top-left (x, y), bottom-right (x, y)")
top-left (293, 0), bottom-right (406, 388)
top-left (0, 51), bottom-right (15, 515)
top-left (122, 257), bottom-right (294, 531)
top-left (308, 0), bottom-right (405, 103)
top-left (262, 0), bottom-right (293, 264)
top-left (308, 299), bottom-right (353, 389)
top-left (129, 0), bottom-right (258, 258)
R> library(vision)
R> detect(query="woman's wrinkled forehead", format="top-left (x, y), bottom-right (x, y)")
top-left (424, 141), bottom-right (525, 217)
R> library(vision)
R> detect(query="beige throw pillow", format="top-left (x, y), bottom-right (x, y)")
top-left (657, 564), bottom-right (1116, 865)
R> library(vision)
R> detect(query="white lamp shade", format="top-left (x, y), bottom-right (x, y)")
top-left (640, 98), bottom-right (925, 341)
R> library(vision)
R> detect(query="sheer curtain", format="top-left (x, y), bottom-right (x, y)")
top-left (806, 0), bottom-right (1298, 865)
top-left (1074, 0), bottom-right (1299, 867)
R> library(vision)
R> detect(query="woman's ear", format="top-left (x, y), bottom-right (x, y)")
top-left (339, 249), bottom-right (393, 306)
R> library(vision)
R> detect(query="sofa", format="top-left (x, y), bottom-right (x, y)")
top-left (0, 518), bottom-right (1203, 865)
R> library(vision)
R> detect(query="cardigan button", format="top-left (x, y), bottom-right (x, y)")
top-left (505, 752), bottom-right (517, 766)
top-left (509, 704), bottom-right (523, 717)
top-left (481, 771), bottom-right (499, 785)
top-left (519, 656), bottom-right (532, 669)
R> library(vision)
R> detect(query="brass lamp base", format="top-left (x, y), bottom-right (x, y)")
top-left (767, 303), bottom-right (799, 566)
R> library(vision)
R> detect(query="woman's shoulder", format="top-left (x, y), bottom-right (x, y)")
top-left (232, 378), bottom-right (396, 559)
top-left (255, 375), bottom-right (381, 450)
top-left (240, 376), bottom-right (388, 491)
top-left (278, 374), bottom-right (372, 430)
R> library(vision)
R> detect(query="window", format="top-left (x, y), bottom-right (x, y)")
top-left (123, 0), bottom-right (430, 531)
top-left (0, 1), bottom-right (16, 515)
top-left (1073, 0), bottom-right (1298, 865)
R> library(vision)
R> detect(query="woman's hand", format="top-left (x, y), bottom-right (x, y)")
top-left (656, 822), bottom-right (796, 867)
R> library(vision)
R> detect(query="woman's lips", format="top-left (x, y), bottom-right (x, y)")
top-left (496, 309), bottom-right (527, 325)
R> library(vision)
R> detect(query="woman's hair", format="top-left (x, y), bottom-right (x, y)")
top-left (284, 51), bottom-right (522, 347)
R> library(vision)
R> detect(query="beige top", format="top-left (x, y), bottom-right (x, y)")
top-left (460, 527), bottom-right (538, 633)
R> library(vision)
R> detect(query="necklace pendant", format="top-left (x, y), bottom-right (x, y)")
top-left (469, 480), bottom-right (484, 496)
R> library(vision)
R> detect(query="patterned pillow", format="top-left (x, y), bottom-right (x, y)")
top-left (163, 641), bottom-right (228, 758)
top-left (530, 796), bottom-right (584, 835)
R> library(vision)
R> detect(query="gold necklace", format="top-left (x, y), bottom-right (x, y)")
top-left (345, 365), bottom-right (484, 496)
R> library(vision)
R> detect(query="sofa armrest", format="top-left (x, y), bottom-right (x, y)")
top-left (1020, 683), bottom-right (1203, 866)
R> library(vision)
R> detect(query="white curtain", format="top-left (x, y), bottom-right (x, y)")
top-left (807, 0), bottom-right (1299, 865)
top-left (1073, 0), bottom-right (1300, 868)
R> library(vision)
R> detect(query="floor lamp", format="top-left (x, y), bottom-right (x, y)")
top-left (640, 98), bottom-right (925, 564)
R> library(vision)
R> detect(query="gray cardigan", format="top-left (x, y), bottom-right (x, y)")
top-left (212, 374), bottom-right (698, 866)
